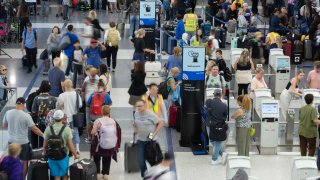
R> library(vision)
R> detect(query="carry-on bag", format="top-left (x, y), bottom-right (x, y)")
top-left (124, 131), bottom-right (140, 173)
top-left (145, 61), bottom-right (162, 85)
top-left (167, 36), bottom-right (177, 55)
top-left (231, 37), bottom-right (238, 49)
top-left (283, 40), bottom-right (292, 57)
top-left (69, 159), bottom-right (97, 180)
top-left (162, 30), bottom-right (169, 52)
top-left (145, 140), bottom-right (163, 166)
top-left (215, 27), bottom-right (226, 48)
top-left (169, 105), bottom-right (178, 128)
top-left (201, 21), bottom-right (211, 38)
top-left (175, 105), bottom-right (182, 132)
top-left (27, 160), bottom-right (49, 180)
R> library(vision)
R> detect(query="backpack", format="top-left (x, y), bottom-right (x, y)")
top-left (223, 67), bottom-right (232, 82)
top-left (93, 27), bottom-right (100, 40)
top-left (106, 28), bottom-right (119, 46)
top-left (98, 118), bottom-right (117, 149)
top-left (158, 81), bottom-right (169, 99)
top-left (23, 28), bottom-right (37, 45)
top-left (90, 92), bottom-right (106, 116)
top-left (26, 90), bottom-right (40, 112)
top-left (46, 125), bottom-right (67, 160)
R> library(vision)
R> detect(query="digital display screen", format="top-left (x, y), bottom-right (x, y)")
top-left (277, 58), bottom-right (290, 68)
top-left (262, 103), bottom-right (279, 114)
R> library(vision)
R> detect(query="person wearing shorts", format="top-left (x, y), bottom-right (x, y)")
top-left (43, 110), bottom-right (80, 179)
top-left (2, 97), bottom-right (43, 179)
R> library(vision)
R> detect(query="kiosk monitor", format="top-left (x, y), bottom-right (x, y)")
top-left (261, 103), bottom-right (279, 115)
top-left (276, 57), bottom-right (290, 69)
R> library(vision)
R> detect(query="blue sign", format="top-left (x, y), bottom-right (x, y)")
top-left (140, 1), bottom-right (156, 26)
top-left (182, 47), bottom-right (205, 81)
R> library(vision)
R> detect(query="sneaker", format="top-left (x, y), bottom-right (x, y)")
top-left (56, 13), bottom-right (59, 17)
top-left (60, 13), bottom-right (63, 16)
top-left (211, 159), bottom-right (222, 165)
top-left (221, 153), bottom-right (227, 165)
top-left (84, 138), bottom-right (91, 144)
top-left (112, 69), bottom-right (115, 72)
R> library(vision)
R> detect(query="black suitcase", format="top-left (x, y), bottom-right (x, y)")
top-left (124, 141), bottom-right (140, 173)
top-left (27, 160), bottom-right (49, 180)
top-left (304, 39), bottom-right (312, 60)
top-left (175, 106), bottom-right (182, 132)
top-left (70, 159), bottom-right (97, 180)
top-left (162, 30), bottom-right (169, 52)
top-left (215, 28), bottom-right (226, 48)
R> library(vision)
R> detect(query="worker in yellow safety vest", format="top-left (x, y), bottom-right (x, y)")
top-left (183, 8), bottom-right (198, 37)
top-left (142, 83), bottom-right (168, 124)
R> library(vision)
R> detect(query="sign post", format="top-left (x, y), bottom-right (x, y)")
top-left (180, 47), bottom-right (206, 148)
top-left (139, 0), bottom-right (156, 60)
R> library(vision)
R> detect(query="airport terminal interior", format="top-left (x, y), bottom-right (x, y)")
top-left (1, 0), bottom-right (320, 179)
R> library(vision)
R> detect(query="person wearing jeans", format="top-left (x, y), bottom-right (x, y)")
top-left (41, 0), bottom-right (50, 16)
top-left (133, 100), bottom-right (165, 177)
top-left (63, 0), bottom-right (72, 21)
top-left (127, 0), bottom-right (139, 38)
top-left (205, 89), bottom-right (228, 165)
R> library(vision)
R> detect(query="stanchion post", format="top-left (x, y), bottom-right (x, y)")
top-left (159, 28), bottom-right (163, 62)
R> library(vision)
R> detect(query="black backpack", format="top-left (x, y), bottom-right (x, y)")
top-left (46, 125), bottom-right (67, 160)
top-left (223, 67), bottom-right (232, 82)
top-left (158, 81), bottom-right (169, 99)
top-left (26, 90), bottom-right (40, 112)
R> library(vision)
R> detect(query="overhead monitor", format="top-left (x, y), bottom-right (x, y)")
top-left (276, 57), bottom-right (290, 69)
top-left (261, 103), bottom-right (279, 115)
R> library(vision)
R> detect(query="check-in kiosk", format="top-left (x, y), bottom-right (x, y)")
top-left (270, 56), bottom-right (290, 97)
top-left (226, 156), bottom-right (251, 180)
top-left (253, 89), bottom-right (272, 112)
top-left (291, 157), bottom-right (318, 180)
top-left (260, 100), bottom-right (279, 155)
top-left (269, 48), bottom-right (284, 68)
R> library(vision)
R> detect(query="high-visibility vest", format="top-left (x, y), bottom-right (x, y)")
top-left (184, 14), bottom-right (197, 32)
top-left (191, 36), bottom-right (201, 46)
top-left (142, 95), bottom-right (163, 117)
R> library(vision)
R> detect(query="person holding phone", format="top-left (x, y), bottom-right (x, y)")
top-left (133, 99), bottom-right (165, 178)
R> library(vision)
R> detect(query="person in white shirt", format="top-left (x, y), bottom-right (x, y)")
top-left (58, 79), bottom-right (83, 152)
top-left (208, 29), bottom-right (219, 60)
top-left (72, 41), bottom-right (84, 88)
top-left (80, 17), bottom-right (93, 47)
top-left (99, 64), bottom-right (112, 94)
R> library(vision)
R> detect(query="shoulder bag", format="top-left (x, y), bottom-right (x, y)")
top-left (73, 91), bottom-right (85, 128)
top-left (235, 70), bottom-right (252, 84)
top-left (209, 122), bottom-right (228, 141)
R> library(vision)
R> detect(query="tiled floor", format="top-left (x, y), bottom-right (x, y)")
top-left (1, 2), bottom-right (320, 180)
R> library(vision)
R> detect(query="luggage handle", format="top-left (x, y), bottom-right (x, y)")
top-left (81, 160), bottom-right (91, 165)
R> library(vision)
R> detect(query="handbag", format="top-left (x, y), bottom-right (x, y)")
top-left (250, 126), bottom-right (256, 137)
top-left (58, 35), bottom-right (71, 50)
top-left (48, 43), bottom-right (59, 52)
top-left (40, 49), bottom-right (49, 60)
top-left (144, 140), bottom-right (163, 166)
top-left (209, 122), bottom-right (228, 141)
top-left (235, 70), bottom-right (252, 84)
top-left (73, 92), bottom-right (85, 128)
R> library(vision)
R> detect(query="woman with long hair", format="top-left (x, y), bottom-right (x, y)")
top-left (128, 61), bottom-right (147, 106)
top-left (99, 64), bottom-right (112, 94)
top-left (190, 29), bottom-right (203, 46)
top-left (280, 69), bottom-right (304, 121)
top-left (231, 95), bottom-right (252, 156)
top-left (47, 26), bottom-right (62, 63)
top-left (234, 49), bottom-right (254, 95)
top-left (16, 0), bottom-right (30, 42)
top-left (164, 46), bottom-right (182, 79)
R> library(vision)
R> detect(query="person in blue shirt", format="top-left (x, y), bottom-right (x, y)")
top-left (165, 46), bottom-right (182, 80)
top-left (21, 22), bottom-right (38, 73)
top-left (84, 39), bottom-right (107, 69)
top-left (270, 9), bottom-right (280, 32)
top-left (62, 25), bottom-right (80, 76)
top-left (86, 79), bottom-right (112, 106)
top-left (175, 14), bottom-right (185, 41)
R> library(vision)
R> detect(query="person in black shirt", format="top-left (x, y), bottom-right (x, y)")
top-left (249, 31), bottom-right (265, 68)
top-left (215, 50), bottom-right (227, 75)
top-left (132, 29), bottom-right (155, 62)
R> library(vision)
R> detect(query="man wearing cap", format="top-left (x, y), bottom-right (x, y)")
top-left (21, 22), bottom-right (39, 73)
top-left (307, 61), bottom-right (320, 89)
top-left (43, 110), bottom-right (80, 179)
top-left (205, 89), bottom-right (228, 165)
top-left (83, 39), bottom-right (106, 69)
top-left (2, 97), bottom-right (43, 179)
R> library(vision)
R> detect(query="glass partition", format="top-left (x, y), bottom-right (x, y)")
top-left (0, 87), bottom-right (18, 153)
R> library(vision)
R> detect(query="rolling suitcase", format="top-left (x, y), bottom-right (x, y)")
top-left (169, 105), bottom-right (178, 128)
top-left (145, 61), bottom-right (162, 85)
top-left (304, 39), bottom-right (312, 60)
top-left (175, 105), bottom-right (182, 132)
top-left (231, 37), bottom-right (238, 49)
top-left (283, 40), bottom-right (292, 57)
top-left (70, 159), bottom-right (97, 180)
top-left (167, 36), bottom-right (177, 55)
top-left (124, 135), bottom-right (140, 173)
top-left (215, 28), bottom-right (226, 48)
top-left (27, 160), bottom-right (49, 180)
top-left (162, 30), bottom-right (169, 52)
top-left (201, 21), bottom-right (211, 38)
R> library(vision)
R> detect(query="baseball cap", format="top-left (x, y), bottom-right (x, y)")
top-left (26, 22), bottom-right (32, 27)
top-left (91, 39), bottom-right (98, 44)
top-left (53, 110), bottom-right (65, 120)
top-left (213, 89), bottom-right (222, 97)
top-left (16, 97), bottom-right (26, 105)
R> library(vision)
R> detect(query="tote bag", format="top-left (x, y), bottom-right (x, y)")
top-left (235, 70), bottom-right (252, 84)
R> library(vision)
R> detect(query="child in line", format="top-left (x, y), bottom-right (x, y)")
top-left (0, 143), bottom-right (24, 180)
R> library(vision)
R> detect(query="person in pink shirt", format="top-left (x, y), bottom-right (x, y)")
top-left (307, 61), bottom-right (320, 89)
top-left (250, 67), bottom-right (268, 98)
